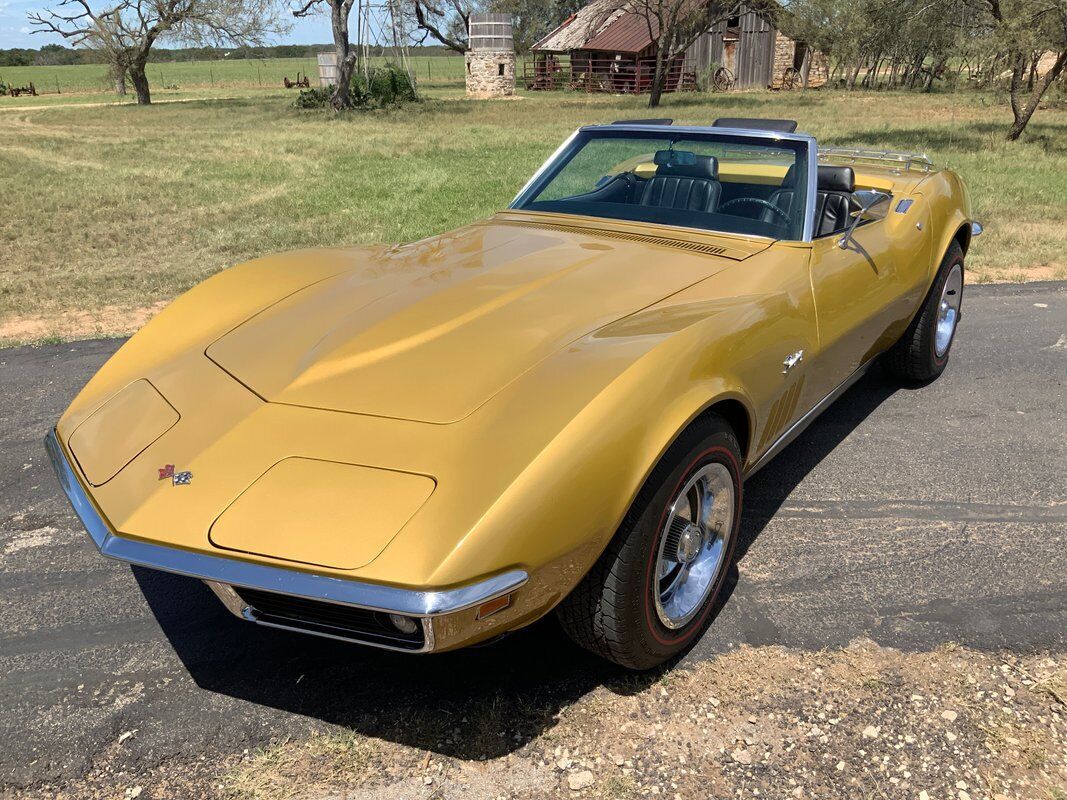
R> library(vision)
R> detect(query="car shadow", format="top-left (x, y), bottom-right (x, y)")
top-left (135, 366), bottom-right (901, 760)
top-left (736, 365), bottom-right (901, 560)
top-left (136, 565), bottom-right (657, 759)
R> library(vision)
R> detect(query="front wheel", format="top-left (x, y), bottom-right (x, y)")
top-left (885, 241), bottom-right (964, 382)
top-left (557, 416), bottom-right (742, 670)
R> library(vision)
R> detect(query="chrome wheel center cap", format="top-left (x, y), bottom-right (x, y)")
top-left (676, 524), bottom-right (703, 563)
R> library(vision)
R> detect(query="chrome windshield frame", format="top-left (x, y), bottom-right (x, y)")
top-left (509, 123), bottom-right (819, 244)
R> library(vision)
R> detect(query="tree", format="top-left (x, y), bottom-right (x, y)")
top-left (630, 0), bottom-right (742, 108)
top-left (976, 0), bottom-right (1067, 139)
top-left (490, 0), bottom-right (581, 51)
top-left (409, 0), bottom-right (475, 53)
top-left (292, 0), bottom-right (364, 107)
top-left (29, 0), bottom-right (288, 105)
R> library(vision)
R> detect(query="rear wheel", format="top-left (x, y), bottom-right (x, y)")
top-left (885, 241), bottom-right (964, 382)
top-left (557, 416), bottom-right (742, 670)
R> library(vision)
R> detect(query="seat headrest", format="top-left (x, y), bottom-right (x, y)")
top-left (654, 154), bottom-right (718, 181)
top-left (777, 164), bottom-right (856, 194)
top-left (818, 165), bottom-right (855, 193)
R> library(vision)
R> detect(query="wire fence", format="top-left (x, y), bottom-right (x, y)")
top-left (0, 56), bottom-right (497, 95)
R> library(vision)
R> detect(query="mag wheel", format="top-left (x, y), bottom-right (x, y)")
top-left (886, 241), bottom-right (965, 382)
top-left (557, 416), bottom-right (742, 670)
top-left (653, 463), bottom-right (734, 629)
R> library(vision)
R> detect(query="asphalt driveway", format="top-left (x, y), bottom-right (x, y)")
top-left (1, 282), bottom-right (1064, 792)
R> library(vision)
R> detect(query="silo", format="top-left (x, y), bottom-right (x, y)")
top-left (465, 13), bottom-right (516, 97)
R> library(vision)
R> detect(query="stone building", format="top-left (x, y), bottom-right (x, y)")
top-left (465, 13), bottom-right (516, 98)
top-left (768, 29), bottom-right (829, 89)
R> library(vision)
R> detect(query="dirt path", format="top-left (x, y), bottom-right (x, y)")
top-left (0, 303), bottom-right (168, 344)
top-left (0, 95), bottom-right (246, 112)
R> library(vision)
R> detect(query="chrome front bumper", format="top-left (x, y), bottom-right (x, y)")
top-left (45, 429), bottom-right (527, 653)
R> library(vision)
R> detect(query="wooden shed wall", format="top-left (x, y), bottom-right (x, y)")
top-left (735, 9), bottom-right (775, 88)
top-left (685, 21), bottom-right (725, 76)
top-left (684, 5), bottom-right (777, 89)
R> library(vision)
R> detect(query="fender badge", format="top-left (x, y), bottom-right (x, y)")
top-left (158, 464), bottom-right (193, 485)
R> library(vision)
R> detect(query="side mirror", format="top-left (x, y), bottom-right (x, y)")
top-left (838, 190), bottom-right (892, 249)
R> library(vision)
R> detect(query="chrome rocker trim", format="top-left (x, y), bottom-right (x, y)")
top-left (45, 429), bottom-right (528, 652)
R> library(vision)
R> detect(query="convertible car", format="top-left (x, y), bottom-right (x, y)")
top-left (48, 118), bottom-right (979, 669)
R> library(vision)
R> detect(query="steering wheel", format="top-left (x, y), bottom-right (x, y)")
top-left (718, 197), bottom-right (791, 225)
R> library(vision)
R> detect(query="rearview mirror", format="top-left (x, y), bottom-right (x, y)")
top-left (838, 190), bottom-right (892, 249)
top-left (653, 149), bottom-right (697, 167)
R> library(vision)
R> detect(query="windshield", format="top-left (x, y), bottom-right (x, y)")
top-left (512, 129), bottom-right (811, 241)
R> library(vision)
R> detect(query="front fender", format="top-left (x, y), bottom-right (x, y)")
top-left (56, 248), bottom-right (375, 440)
top-left (921, 170), bottom-right (975, 282)
top-left (412, 261), bottom-right (808, 601)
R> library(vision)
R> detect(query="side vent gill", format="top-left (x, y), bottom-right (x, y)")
top-left (758, 376), bottom-right (805, 451)
top-left (500, 220), bottom-right (730, 257)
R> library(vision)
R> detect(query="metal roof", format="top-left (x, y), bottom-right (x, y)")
top-left (531, 0), bottom-right (629, 53)
top-left (580, 11), bottom-right (658, 54)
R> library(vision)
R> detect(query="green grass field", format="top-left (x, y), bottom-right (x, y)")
top-left (0, 55), bottom-right (479, 95)
top-left (0, 80), bottom-right (1064, 343)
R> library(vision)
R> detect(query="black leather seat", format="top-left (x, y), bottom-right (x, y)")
top-left (640, 155), bottom-right (721, 213)
top-left (762, 165), bottom-right (857, 237)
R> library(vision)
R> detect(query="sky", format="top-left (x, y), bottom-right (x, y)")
top-left (0, 0), bottom-right (336, 49)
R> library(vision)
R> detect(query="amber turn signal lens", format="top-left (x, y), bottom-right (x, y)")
top-left (476, 593), bottom-right (512, 620)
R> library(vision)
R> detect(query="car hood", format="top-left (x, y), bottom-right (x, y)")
top-left (206, 218), bottom-right (759, 423)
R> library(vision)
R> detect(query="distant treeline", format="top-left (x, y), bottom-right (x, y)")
top-left (0, 42), bottom-right (461, 68)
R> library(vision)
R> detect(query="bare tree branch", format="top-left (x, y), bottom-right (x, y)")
top-left (410, 0), bottom-right (468, 53)
top-left (291, 0), bottom-right (322, 16)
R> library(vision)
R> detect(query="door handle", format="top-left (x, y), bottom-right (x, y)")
top-left (782, 350), bottom-right (804, 374)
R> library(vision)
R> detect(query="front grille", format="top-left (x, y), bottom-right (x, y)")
top-left (234, 587), bottom-right (425, 650)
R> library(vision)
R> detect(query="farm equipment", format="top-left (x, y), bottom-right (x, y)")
top-left (283, 72), bottom-right (311, 89)
top-left (3, 81), bottom-right (37, 97)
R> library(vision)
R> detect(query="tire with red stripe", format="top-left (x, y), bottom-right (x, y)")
top-left (557, 415), bottom-right (742, 670)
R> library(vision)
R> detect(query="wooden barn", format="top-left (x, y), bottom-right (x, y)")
top-left (526, 0), bottom-right (828, 93)
top-left (685, 3), bottom-right (829, 90)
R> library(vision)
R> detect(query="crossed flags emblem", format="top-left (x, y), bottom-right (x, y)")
top-left (158, 464), bottom-right (193, 486)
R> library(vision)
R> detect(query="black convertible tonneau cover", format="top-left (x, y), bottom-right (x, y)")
top-left (712, 118), bottom-right (799, 133)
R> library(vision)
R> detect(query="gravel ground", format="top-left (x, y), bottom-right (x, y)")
top-left (14, 640), bottom-right (1065, 800)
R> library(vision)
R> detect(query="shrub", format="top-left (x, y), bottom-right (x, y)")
top-left (294, 64), bottom-right (416, 110)
top-left (367, 64), bottom-right (416, 105)
top-left (295, 86), bottom-right (332, 108)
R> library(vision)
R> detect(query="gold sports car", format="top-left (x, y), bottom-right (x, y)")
top-left (48, 118), bottom-right (980, 669)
